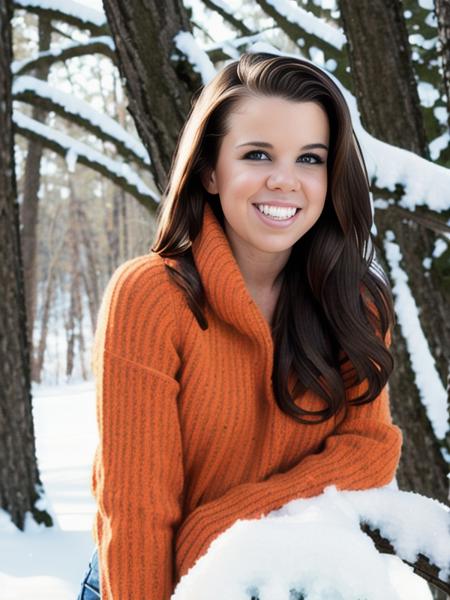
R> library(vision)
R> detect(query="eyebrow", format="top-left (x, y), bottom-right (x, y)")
top-left (236, 141), bottom-right (329, 151)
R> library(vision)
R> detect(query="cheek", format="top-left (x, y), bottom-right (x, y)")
top-left (305, 170), bottom-right (328, 200)
top-left (219, 168), bottom-right (263, 198)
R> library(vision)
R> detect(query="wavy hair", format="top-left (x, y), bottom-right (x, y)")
top-left (151, 51), bottom-right (395, 424)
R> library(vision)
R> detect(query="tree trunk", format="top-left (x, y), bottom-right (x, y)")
top-left (101, 0), bottom-right (201, 193)
top-left (0, 0), bottom-right (51, 529)
top-left (435, 0), bottom-right (450, 130)
top-left (339, 0), bottom-right (449, 507)
top-left (339, 0), bottom-right (429, 157)
top-left (20, 15), bottom-right (51, 356)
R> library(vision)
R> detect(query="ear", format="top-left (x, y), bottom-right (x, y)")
top-left (200, 167), bottom-right (218, 195)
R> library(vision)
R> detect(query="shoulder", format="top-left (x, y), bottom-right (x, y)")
top-left (93, 253), bottom-right (183, 368)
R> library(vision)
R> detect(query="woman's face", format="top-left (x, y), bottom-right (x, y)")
top-left (202, 94), bottom-right (330, 261)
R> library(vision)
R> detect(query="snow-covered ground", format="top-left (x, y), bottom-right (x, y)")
top-left (0, 379), bottom-right (447, 600)
top-left (0, 380), bottom-right (98, 600)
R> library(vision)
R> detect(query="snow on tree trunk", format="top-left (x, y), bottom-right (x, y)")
top-left (0, 0), bottom-right (51, 529)
top-left (339, 0), bottom-right (449, 507)
top-left (435, 0), bottom-right (450, 131)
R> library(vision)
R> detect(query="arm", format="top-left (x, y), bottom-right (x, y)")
top-left (91, 256), bottom-right (184, 600)
top-left (174, 332), bottom-right (402, 582)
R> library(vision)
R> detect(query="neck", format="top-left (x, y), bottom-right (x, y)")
top-left (224, 224), bottom-right (290, 294)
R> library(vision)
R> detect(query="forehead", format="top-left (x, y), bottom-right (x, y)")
top-left (225, 94), bottom-right (329, 143)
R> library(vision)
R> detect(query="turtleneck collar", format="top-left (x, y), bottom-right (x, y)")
top-left (191, 202), bottom-right (273, 350)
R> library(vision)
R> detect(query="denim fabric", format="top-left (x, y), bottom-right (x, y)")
top-left (76, 547), bottom-right (100, 599)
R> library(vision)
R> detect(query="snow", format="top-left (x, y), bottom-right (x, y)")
top-left (384, 230), bottom-right (448, 440)
top-left (432, 237), bottom-right (448, 258)
top-left (418, 0), bottom-right (434, 9)
top-left (12, 36), bottom-right (115, 75)
top-left (13, 111), bottom-right (158, 202)
top-left (430, 130), bottom-right (450, 160)
top-left (174, 31), bottom-right (218, 85)
top-left (14, 0), bottom-right (106, 27)
top-left (265, 0), bottom-right (346, 50)
top-left (13, 75), bottom-right (150, 166)
top-left (417, 81), bottom-right (440, 108)
top-left (0, 381), bottom-right (98, 600)
top-left (172, 484), bottom-right (447, 599)
top-left (1, 380), bottom-right (446, 600)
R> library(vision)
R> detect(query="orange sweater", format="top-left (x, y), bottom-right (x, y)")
top-left (91, 201), bottom-right (402, 599)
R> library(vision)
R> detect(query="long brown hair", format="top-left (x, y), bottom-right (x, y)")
top-left (151, 51), bottom-right (395, 424)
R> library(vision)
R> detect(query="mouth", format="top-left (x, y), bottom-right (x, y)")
top-left (252, 203), bottom-right (302, 227)
top-left (252, 203), bottom-right (301, 221)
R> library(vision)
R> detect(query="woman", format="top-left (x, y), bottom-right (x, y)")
top-left (77, 51), bottom-right (402, 600)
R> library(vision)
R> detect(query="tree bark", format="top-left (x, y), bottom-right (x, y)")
top-left (339, 0), bottom-right (449, 505)
top-left (339, 0), bottom-right (429, 157)
top-left (101, 0), bottom-right (201, 192)
top-left (0, 0), bottom-right (51, 529)
top-left (435, 0), bottom-right (450, 130)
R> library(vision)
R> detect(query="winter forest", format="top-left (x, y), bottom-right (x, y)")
top-left (1, 0), bottom-right (449, 598)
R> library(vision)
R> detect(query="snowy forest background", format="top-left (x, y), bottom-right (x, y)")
top-left (1, 0), bottom-right (450, 598)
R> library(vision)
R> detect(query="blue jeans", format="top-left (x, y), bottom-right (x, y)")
top-left (77, 547), bottom-right (100, 599)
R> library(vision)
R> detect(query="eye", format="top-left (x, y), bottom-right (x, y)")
top-left (243, 150), bottom-right (269, 160)
top-left (299, 153), bottom-right (324, 164)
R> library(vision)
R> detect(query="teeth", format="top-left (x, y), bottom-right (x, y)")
top-left (255, 204), bottom-right (298, 220)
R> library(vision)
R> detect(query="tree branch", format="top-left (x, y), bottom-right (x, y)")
top-left (14, 112), bottom-right (158, 212)
top-left (361, 523), bottom-right (450, 594)
top-left (13, 78), bottom-right (150, 171)
top-left (12, 0), bottom-right (109, 36)
top-left (13, 37), bottom-right (116, 76)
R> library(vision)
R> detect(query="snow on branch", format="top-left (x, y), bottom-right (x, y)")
top-left (12, 36), bottom-right (116, 77)
top-left (172, 486), bottom-right (450, 600)
top-left (204, 31), bottom-right (280, 62)
top-left (262, 0), bottom-right (346, 50)
top-left (14, 111), bottom-right (158, 210)
top-left (384, 231), bottom-right (448, 440)
top-left (13, 76), bottom-right (150, 170)
top-left (174, 32), bottom-right (217, 85)
top-left (13, 0), bottom-right (108, 35)
top-left (201, 0), bottom-right (253, 37)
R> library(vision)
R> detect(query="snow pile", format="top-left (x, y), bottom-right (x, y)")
top-left (14, 0), bottom-right (106, 27)
top-left (172, 486), bottom-right (448, 600)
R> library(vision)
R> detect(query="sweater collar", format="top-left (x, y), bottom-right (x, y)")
top-left (191, 202), bottom-right (273, 347)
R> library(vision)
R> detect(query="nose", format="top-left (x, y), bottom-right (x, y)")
top-left (266, 164), bottom-right (300, 192)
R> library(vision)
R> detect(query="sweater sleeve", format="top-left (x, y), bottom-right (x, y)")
top-left (90, 256), bottom-right (185, 600)
top-left (174, 328), bottom-right (402, 583)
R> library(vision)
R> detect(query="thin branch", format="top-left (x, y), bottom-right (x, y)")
top-left (13, 37), bottom-right (116, 76)
top-left (255, 0), bottom-right (351, 89)
top-left (12, 0), bottom-right (109, 36)
top-left (13, 77), bottom-right (150, 170)
top-left (14, 111), bottom-right (158, 212)
top-left (361, 524), bottom-right (450, 594)
top-left (201, 0), bottom-right (253, 37)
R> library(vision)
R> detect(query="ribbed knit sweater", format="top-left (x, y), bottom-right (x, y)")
top-left (90, 201), bottom-right (403, 600)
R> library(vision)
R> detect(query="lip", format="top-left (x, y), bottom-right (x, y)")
top-left (252, 204), bottom-right (301, 228)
